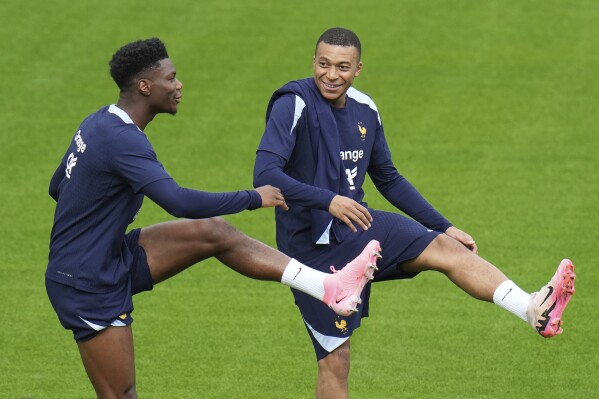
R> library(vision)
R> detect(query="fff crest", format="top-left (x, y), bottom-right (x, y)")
top-left (358, 122), bottom-right (367, 141)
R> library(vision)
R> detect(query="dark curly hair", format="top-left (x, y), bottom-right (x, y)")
top-left (109, 38), bottom-right (169, 91)
top-left (316, 27), bottom-right (361, 60)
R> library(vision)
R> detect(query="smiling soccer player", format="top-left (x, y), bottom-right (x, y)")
top-left (254, 27), bottom-right (577, 399)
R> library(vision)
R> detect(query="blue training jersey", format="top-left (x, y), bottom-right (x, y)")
top-left (46, 105), bottom-right (172, 293)
top-left (255, 82), bottom-right (451, 256)
top-left (257, 86), bottom-right (390, 253)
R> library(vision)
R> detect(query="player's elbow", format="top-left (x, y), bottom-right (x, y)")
top-left (168, 208), bottom-right (186, 218)
top-left (253, 174), bottom-right (264, 189)
top-left (156, 195), bottom-right (189, 218)
top-left (254, 167), bottom-right (280, 190)
top-left (253, 167), bottom-right (269, 189)
top-left (166, 202), bottom-right (189, 218)
top-left (254, 151), bottom-right (286, 188)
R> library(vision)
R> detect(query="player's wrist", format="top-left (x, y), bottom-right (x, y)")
top-left (247, 190), bottom-right (262, 210)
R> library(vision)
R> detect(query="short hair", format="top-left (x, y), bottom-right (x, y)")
top-left (315, 27), bottom-right (361, 60)
top-left (109, 38), bottom-right (169, 90)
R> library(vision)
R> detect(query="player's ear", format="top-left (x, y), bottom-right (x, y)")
top-left (354, 61), bottom-right (363, 77)
top-left (137, 79), bottom-right (151, 97)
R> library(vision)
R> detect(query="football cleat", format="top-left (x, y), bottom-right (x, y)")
top-left (323, 240), bottom-right (381, 316)
top-left (527, 259), bottom-right (576, 337)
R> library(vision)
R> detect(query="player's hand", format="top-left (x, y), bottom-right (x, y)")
top-left (255, 185), bottom-right (289, 211)
top-left (445, 226), bottom-right (478, 254)
top-left (328, 195), bottom-right (373, 232)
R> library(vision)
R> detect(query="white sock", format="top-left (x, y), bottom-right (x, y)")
top-left (493, 280), bottom-right (531, 323)
top-left (281, 259), bottom-right (326, 301)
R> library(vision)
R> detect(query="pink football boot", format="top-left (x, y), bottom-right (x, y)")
top-left (323, 240), bottom-right (381, 316)
top-left (527, 259), bottom-right (576, 337)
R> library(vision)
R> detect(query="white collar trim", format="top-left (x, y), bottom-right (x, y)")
top-left (108, 104), bottom-right (142, 131)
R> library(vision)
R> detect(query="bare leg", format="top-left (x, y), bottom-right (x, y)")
top-left (76, 218), bottom-right (292, 398)
top-left (77, 326), bottom-right (137, 399)
top-left (138, 218), bottom-right (291, 284)
top-left (402, 234), bottom-right (508, 302)
top-left (316, 340), bottom-right (351, 399)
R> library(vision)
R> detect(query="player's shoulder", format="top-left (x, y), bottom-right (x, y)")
top-left (84, 105), bottom-right (151, 153)
top-left (81, 105), bottom-right (137, 134)
top-left (346, 87), bottom-right (379, 113)
top-left (347, 87), bottom-right (381, 125)
top-left (272, 93), bottom-right (306, 117)
top-left (105, 106), bottom-right (148, 139)
top-left (275, 92), bottom-right (303, 105)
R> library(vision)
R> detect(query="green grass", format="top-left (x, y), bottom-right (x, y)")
top-left (1, 0), bottom-right (598, 397)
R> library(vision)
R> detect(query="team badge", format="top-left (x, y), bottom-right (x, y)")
top-left (335, 318), bottom-right (348, 334)
top-left (358, 122), bottom-right (367, 141)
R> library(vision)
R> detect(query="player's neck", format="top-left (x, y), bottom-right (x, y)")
top-left (115, 98), bottom-right (154, 131)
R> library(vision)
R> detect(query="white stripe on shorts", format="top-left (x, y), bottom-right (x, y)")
top-left (79, 316), bottom-right (127, 331)
top-left (304, 319), bottom-right (349, 353)
top-left (79, 316), bottom-right (107, 332)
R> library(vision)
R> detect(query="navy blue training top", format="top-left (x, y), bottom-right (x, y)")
top-left (254, 85), bottom-right (451, 256)
top-left (47, 105), bottom-right (261, 293)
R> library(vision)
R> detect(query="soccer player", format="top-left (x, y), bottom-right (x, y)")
top-left (45, 38), bottom-right (381, 398)
top-left (253, 27), bottom-right (577, 398)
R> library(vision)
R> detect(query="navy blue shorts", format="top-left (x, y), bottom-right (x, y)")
top-left (290, 210), bottom-right (440, 360)
top-left (45, 228), bottom-right (154, 342)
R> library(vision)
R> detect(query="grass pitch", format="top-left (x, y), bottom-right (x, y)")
top-left (1, 0), bottom-right (597, 398)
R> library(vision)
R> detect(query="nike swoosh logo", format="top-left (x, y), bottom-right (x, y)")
top-left (292, 267), bottom-right (302, 280)
top-left (536, 301), bottom-right (557, 333)
top-left (541, 286), bottom-right (554, 305)
top-left (501, 288), bottom-right (512, 301)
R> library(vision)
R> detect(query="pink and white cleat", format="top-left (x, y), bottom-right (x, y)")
top-left (323, 240), bottom-right (381, 317)
top-left (527, 259), bottom-right (576, 337)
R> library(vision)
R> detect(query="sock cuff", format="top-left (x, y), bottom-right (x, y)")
top-left (493, 280), bottom-right (531, 323)
top-left (281, 258), bottom-right (303, 285)
top-left (493, 280), bottom-right (515, 305)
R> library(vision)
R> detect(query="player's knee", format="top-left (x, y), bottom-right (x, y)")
top-left (123, 383), bottom-right (137, 399)
top-left (96, 383), bottom-right (137, 399)
top-left (189, 217), bottom-right (237, 244)
top-left (402, 234), bottom-right (471, 274)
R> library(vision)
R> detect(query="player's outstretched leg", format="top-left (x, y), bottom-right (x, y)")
top-left (140, 219), bottom-right (380, 317)
top-left (323, 240), bottom-right (381, 316)
top-left (527, 259), bottom-right (576, 337)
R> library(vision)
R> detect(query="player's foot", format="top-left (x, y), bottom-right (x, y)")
top-left (527, 259), bottom-right (576, 337)
top-left (323, 240), bottom-right (381, 316)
